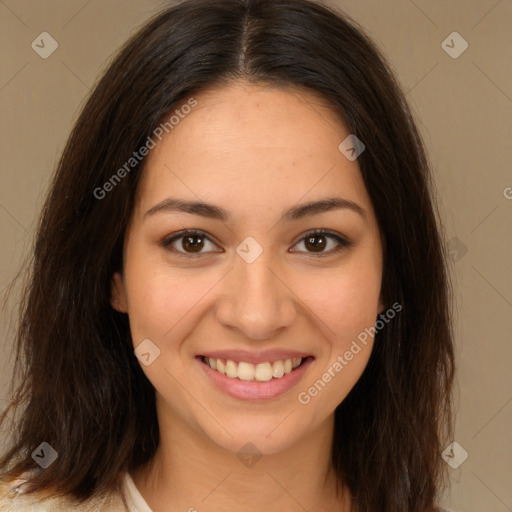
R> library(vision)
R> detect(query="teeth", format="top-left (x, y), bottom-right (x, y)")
top-left (204, 357), bottom-right (304, 381)
top-left (237, 362), bottom-right (255, 381)
top-left (225, 360), bottom-right (237, 378)
top-left (272, 360), bottom-right (284, 378)
top-left (254, 362), bottom-right (273, 382)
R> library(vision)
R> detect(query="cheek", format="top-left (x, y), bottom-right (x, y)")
top-left (297, 270), bottom-right (378, 410)
top-left (293, 255), bottom-right (381, 401)
top-left (125, 275), bottom-right (195, 342)
top-left (297, 261), bottom-right (381, 335)
top-left (121, 244), bottom-right (184, 342)
top-left (123, 253), bottom-right (223, 358)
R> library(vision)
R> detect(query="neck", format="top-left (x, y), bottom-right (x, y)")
top-left (131, 395), bottom-right (351, 512)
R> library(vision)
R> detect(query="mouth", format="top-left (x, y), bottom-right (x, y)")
top-left (196, 353), bottom-right (315, 401)
top-left (200, 355), bottom-right (310, 381)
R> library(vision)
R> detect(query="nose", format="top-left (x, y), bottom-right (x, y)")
top-left (215, 249), bottom-right (297, 341)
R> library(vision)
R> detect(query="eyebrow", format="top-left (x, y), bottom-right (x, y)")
top-left (144, 196), bottom-right (366, 222)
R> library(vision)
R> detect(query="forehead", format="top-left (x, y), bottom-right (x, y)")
top-left (134, 81), bottom-right (373, 221)
top-left (168, 82), bottom-right (346, 151)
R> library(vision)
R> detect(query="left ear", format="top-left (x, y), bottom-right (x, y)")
top-left (110, 272), bottom-right (128, 313)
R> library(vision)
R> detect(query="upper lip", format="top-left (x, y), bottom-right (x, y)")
top-left (199, 349), bottom-right (312, 364)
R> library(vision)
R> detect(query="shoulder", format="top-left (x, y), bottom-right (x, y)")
top-left (0, 470), bottom-right (130, 511)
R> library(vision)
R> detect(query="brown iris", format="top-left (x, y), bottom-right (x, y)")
top-left (304, 233), bottom-right (327, 252)
top-left (181, 233), bottom-right (205, 253)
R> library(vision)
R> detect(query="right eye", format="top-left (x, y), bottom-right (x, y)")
top-left (161, 229), bottom-right (222, 258)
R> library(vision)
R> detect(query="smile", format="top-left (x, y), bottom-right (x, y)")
top-left (197, 353), bottom-right (314, 401)
top-left (202, 356), bottom-right (303, 381)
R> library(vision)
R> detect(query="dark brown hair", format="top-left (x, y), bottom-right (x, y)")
top-left (0, 0), bottom-right (455, 510)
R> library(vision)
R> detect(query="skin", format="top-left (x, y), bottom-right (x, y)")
top-left (111, 81), bottom-right (385, 512)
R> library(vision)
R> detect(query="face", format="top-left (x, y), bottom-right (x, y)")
top-left (111, 81), bottom-right (384, 456)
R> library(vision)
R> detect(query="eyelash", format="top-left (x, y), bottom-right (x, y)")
top-left (161, 229), bottom-right (352, 259)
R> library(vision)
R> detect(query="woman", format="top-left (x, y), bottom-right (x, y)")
top-left (0, 0), bottom-right (456, 510)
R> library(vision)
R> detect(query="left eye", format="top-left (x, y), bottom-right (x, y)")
top-left (291, 229), bottom-right (351, 256)
top-left (162, 229), bottom-right (350, 258)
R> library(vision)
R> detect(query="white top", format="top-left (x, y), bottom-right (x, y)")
top-left (123, 471), bottom-right (153, 512)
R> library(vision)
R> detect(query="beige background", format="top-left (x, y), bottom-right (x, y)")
top-left (1, 1), bottom-right (511, 510)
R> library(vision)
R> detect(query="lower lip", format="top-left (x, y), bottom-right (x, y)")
top-left (197, 357), bottom-right (314, 401)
